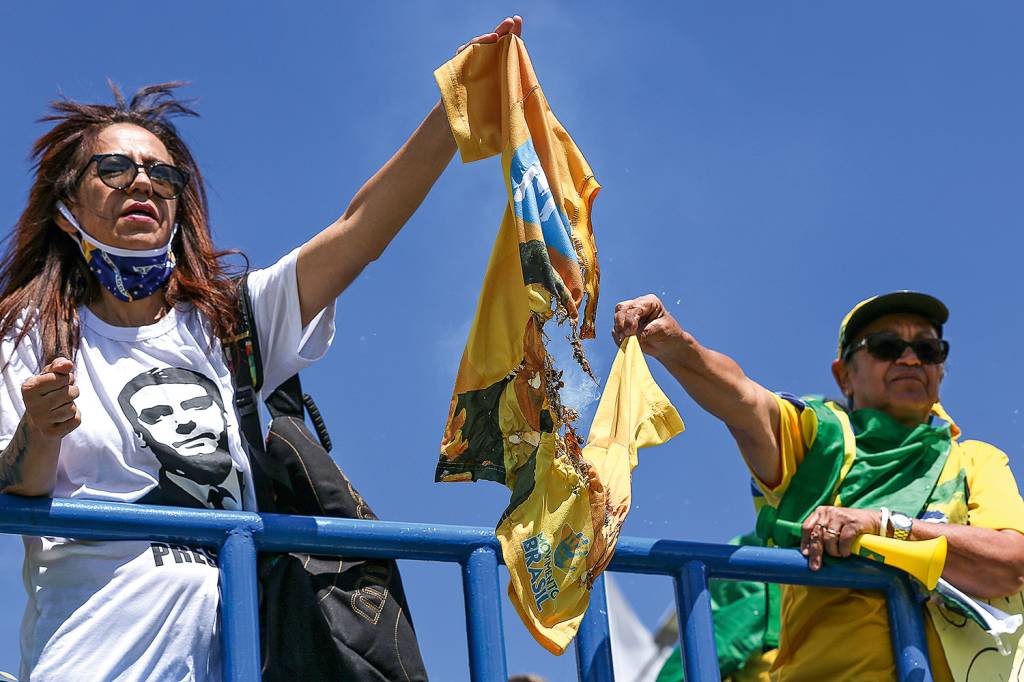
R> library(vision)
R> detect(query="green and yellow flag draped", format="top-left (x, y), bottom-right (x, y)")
top-left (759, 397), bottom-right (1024, 681)
top-left (757, 398), bottom-right (954, 549)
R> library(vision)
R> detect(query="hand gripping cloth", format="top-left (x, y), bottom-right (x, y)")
top-left (434, 36), bottom-right (683, 653)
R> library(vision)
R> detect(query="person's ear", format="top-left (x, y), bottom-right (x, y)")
top-left (54, 200), bottom-right (79, 236)
top-left (133, 430), bottom-right (147, 449)
top-left (831, 358), bottom-right (853, 403)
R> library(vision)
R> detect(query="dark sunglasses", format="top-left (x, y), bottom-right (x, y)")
top-left (78, 153), bottom-right (190, 200)
top-left (843, 331), bottom-right (950, 365)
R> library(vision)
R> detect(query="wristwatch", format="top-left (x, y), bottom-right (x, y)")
top-left (890, 512), bottom-right (913, 541)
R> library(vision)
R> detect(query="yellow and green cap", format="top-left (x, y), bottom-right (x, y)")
top-left (837, 291), bottom-right (948, 359)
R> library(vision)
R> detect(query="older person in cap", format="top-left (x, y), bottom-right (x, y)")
top-left (612, 291), bottom-right (1024, 681)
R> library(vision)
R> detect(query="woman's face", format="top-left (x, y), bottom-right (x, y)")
top-left (59, 123), bottom-right (179, 251)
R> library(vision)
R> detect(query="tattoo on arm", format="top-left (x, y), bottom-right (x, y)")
top-left (0, 420), bottom-right (31, 491)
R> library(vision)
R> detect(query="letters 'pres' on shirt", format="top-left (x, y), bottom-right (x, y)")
top-left (0, 247), bottom-right (335, 682)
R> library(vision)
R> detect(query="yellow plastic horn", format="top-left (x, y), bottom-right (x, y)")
top-left (771, 518), bottom-right (947, 589)
top-left (850, 533), bottom-right (947, 590)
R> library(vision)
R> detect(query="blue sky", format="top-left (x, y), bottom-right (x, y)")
top-left (2, 2), bottom-right (1024, 679)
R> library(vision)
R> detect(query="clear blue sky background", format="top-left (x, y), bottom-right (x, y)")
top-left (2, 2), bottom-right (1024, 679)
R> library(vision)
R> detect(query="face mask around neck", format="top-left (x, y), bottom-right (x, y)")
top-left (57, 201), bottom-right (177, 302)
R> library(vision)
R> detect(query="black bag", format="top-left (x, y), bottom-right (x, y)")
top-left (225, 275), bottom-right (428, 682)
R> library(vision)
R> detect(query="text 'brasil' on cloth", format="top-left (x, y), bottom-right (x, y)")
top-left (433, 34), bottom-right (684, 654)
top-left (500, 337), bottom-right (684, 654)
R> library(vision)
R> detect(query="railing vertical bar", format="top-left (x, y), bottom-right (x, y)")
top-left (462, 546), bottom-right (508, 682)
top-left (887, 576), bottom-right (933, 682)
top-left (575, 573), bottom-right (615, 682)
top-left (220, 528), bottom-right (261, 681)
top-left (675, 560), bottom-right (719, 682)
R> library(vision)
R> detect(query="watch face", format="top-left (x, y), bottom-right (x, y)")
top-left (891, 513), bottom-right (912, 539)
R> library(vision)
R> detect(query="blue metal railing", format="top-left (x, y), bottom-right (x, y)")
top-left (0, 495), bottom-right (932, 682)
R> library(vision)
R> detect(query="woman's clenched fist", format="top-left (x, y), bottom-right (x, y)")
top-left (21, 357), bottom-right (81, 440)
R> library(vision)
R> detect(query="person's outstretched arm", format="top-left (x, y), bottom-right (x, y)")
top-left (295, 16), bottom-right (523, 327)
top-left (612, 294), bottom-right (783, 486)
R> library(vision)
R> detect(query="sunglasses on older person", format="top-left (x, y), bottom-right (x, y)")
top-left (843, 332), bottom-right (950, 365)
top-left (79, 153), bottom-right (190, 200)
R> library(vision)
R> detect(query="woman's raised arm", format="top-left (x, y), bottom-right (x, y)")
top-left (295, 16), bottom-right (523, 327)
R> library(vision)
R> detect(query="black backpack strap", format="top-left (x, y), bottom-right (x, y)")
top-left (224, 274), bottom-right (292, 511)
top-left (265, 375), bottom-right (302, 419)
top-left (266, 375), bottom-right (333, 453)
top-left (229, 274), bottom-right (264, 452)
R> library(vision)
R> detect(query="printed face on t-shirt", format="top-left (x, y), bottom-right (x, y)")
top-left (119, 368), bottom-right (234, 487)
top-left (130, 383), bottom-right (224, 457)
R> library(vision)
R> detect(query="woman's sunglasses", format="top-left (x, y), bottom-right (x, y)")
top-left (843, 332), bottom-right (950, 365)
top-left (79, 153), bottom-right (190, 200)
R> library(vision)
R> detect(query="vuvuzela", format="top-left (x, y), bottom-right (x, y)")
top-left (850, 533), bottom-right (947, 590)
top-left (771, 518), bottom-right (947, 589)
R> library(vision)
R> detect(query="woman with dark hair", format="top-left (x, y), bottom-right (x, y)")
top-left (0, 17), bottom-right (522, 680)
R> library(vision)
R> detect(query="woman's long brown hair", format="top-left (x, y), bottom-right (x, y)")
top-left (0, 82), bottom-right (241, 368)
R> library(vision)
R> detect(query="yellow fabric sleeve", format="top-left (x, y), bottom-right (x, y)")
top-left (961, 440), bottom-right (1024, 533)
top-left (754, 395), bottom-right (817, 507)
top-left (583, 336), bottom-right (685, 466)
top-left (434, 42), bottom-right (506, 163)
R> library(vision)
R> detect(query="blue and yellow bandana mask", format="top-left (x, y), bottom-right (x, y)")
top-left (58, 201), bottom-right (176, 302)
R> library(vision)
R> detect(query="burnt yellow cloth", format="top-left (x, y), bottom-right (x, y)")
top-left (499, 337), bottom-right (683, 654)
top-left (434, 34), bottom-right (600, 486)
top-left (433, 35), bottom-right (682, 654)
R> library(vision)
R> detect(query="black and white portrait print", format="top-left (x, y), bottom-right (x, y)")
top-left (118, 367), bottom-right (244, 510)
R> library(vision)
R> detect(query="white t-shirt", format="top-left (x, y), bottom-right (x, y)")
top-left (0, 247), bottom-right (335, 681)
